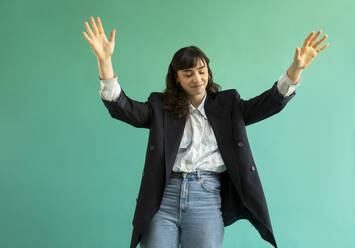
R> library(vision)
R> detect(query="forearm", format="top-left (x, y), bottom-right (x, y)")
top-left (98, 58), bottom-right (115, 80)
top-left (286, 62), bottom-right (303, 84)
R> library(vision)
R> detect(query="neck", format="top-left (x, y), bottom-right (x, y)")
top-left (189, 91), bottom-right (206, 108)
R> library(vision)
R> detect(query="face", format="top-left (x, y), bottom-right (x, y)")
top-left (176, 57), bottom-right (209, 98)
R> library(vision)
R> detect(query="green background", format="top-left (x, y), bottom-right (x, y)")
top-left (1, 0), bottom-right (354, 247)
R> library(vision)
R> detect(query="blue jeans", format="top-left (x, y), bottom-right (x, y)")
top-left (140, 171), bottom-right (224, 248)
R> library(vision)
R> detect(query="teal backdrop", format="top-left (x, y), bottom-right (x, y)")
top-left (1, 0), bottom-right (354, 247)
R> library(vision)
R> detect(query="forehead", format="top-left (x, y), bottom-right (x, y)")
top-left (181, 58), bottom-right (206, 72)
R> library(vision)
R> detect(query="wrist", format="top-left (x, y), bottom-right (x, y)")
top-left (98, 57), bottom-right (112, 65)
top-left (287, 63), bottom-right (303, 83)
top-left (97, 58), bottom-right (115, 80)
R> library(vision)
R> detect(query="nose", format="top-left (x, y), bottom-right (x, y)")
top-left (192, 72), bottom-right (202, 83)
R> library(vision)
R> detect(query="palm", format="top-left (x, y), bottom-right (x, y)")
top-left (294, 30), bottom-right (329, 70)
top-left (90, 33), bottom-right (114, 60)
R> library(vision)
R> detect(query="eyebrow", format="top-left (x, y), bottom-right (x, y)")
top-left (182, 65), bottom-right (206, 72)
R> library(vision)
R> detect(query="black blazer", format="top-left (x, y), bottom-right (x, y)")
top-left (101, 80), bottom-right (296, 248)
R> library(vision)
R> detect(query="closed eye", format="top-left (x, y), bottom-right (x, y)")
top-left (186, 72), bottom-right (205, 77)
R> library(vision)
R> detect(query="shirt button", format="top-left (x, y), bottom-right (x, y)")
top-left (251, 166), bottom-right (256, 172)
top-left (149, 145), bottom-right (155, 151)
top-left (237, 141), bottom-right (244, 147)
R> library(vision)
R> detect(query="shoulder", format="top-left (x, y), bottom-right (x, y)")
top-left (146, 92), bottom-right (164, 107)
top-left (216, 89), bottom-right (238, 96)
top-left (148, 92), bottom-right (163, 101)
top-left (149, 92), bottom-right (162, 98)
top-left (210, 88), bottom-right (240, 102)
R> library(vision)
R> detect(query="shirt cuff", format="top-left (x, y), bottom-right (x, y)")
top-left (277, 73), bottom-right (302, 97)
top-left (98, 74), bottom-right (122, 101)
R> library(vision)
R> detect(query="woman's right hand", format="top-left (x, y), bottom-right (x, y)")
top-left (82, 16), bottom-right (116, 61)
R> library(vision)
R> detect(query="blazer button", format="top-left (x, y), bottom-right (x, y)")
top-left (251, 166), bottom-right (256, 171)
top-left (142, 170), bottom-right (145, 176)
top-left (237, 141), bottom-right (244, 147)
top-left (149, 145), bottom-right (155, 151)
top-left (136, 198), bottom-right (138, 202)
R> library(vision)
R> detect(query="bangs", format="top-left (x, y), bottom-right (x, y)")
top-left (174, 53), bottom-right (206, 71)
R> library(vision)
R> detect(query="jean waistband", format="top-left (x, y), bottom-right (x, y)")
top-left (170, 170), bottom-right (220, 179)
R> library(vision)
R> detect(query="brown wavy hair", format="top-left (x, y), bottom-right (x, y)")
top-left (162, 46), bottom-right (221, 119)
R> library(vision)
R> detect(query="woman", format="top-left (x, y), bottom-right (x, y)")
top-left (82, 16), bottom-right (329, 248)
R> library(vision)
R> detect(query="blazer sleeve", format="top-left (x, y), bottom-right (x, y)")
top-left (235, 81), bottom-right (296, 126)
top-left (101, 88), bottom-right (153, 129)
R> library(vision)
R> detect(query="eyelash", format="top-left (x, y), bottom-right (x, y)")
top-left (186, 72), bottom-right (205, 77)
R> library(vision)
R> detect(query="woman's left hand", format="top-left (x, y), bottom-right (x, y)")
top-left (293, 30), bottom-right (329, 70)
top-left (286, 30), bottom-right (329, 83)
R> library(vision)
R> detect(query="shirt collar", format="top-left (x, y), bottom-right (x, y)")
top-left (188, 92), bottom-right (207, 119)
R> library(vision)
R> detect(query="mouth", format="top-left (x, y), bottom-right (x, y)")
top-left (192, 84), bottom-right (203, 88)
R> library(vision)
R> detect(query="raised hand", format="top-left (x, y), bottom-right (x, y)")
top-left (82, 16), bottom-right (116, 61)
top-left (293, 30), bottom-right (329, 70)
top-left (286, 29), bottom-right (329, 83)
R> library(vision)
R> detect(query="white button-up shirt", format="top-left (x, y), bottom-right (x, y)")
top-left (172, 92), bottom-right (227, 173)
top-left (99, 73), bottom-right (301, 173)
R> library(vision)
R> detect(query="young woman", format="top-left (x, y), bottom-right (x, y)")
top-left (82, 16), bottom-right (329, 248)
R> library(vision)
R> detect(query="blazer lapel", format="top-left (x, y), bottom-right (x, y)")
top-left (204, 93), bottom-right (239, 173)
top-left (163, 106), bottom-right (186, 184)
top-left (204, 93), bottom-right (242, 193)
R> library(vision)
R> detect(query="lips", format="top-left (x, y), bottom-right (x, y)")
top-left (192, 84), bottom-right (203, 88)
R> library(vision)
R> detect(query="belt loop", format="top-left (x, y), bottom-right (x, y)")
top-left (197, 170), bottom-right (200, 180)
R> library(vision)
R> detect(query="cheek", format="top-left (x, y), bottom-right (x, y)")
top-left (204, 74), bottom-right (209, 82)
top-left (180, 80), bottom-right (190, 88)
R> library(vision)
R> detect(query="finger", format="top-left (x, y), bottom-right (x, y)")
top-left (316, 43), bottom-right (329, 53)
top-left (303, 31), bottom-right (314, 48)
top-left (82, 31), bottom-right (93, 45)
top-left (90, 16), bottom-right (99, 35)
top-left (309, 30), bottom-right (322, 46)
top-left (313, 34), bottom-right (328, 49)
top-left (84, 21), bottom-right (95, 39)
top-left (109, 29), bottom-right (116, 43)
top-left (96, 17), bottom-right (105, 34)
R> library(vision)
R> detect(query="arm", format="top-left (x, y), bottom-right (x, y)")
top-left (236, 29), bottom-right (329, 126)
top-left (235, 77), bottom-right (296, 126)
top-left (101, 91), bottom-right (153, 129)
top-left (99, 74), bottom-right (121, 101)
top-left (82, 16), bottom-right (153, 128)
top-left (276, 73), bottom-right (302, 97)
top-left (99, 75), bottom-right (153, 129)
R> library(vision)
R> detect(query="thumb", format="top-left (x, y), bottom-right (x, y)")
top-left (295, 47), bottom-right (301, 59)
